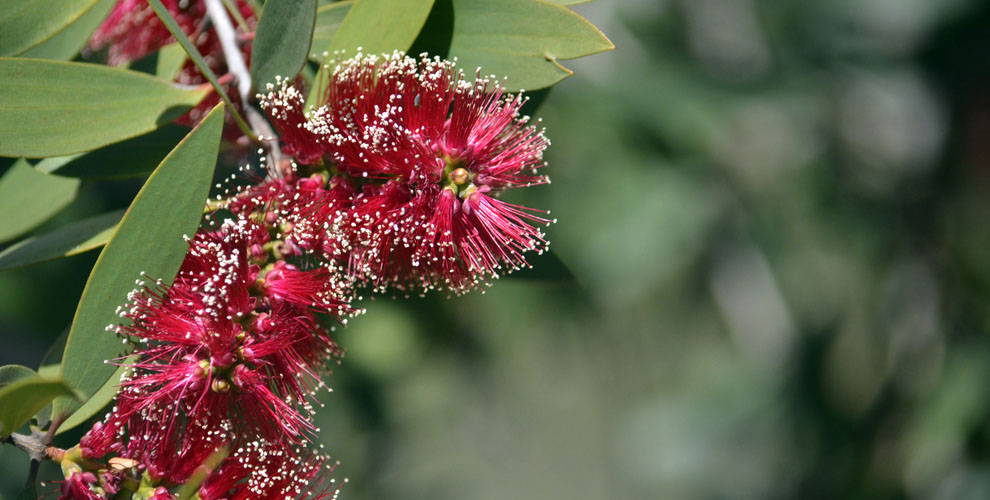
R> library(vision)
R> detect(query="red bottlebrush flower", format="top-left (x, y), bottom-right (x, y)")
top-left (199, 442), bottom-right (343, 500)
top-left (58, 471), bottom-right (101, 500)
top-left (260, 52), bottom-right (555, 293)
top-left (90, 216), bottom-right (350, 452)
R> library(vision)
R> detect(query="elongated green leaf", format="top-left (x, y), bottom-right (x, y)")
top-left (0, 159), bottom-right (80, 242)
top-left (251, 0), bottom-right (318, 91)
top-left (0, 376), bottom-right (77, 438)
top-left (0, 0), bottom-right (98, 57)
top-left (445, 0), bottom-right (613, 91)
top-left (35, 125), bottom-right (190, 179)
top-left (0, 365), bottom-right (36, 388)
top-left (56, 359), bottom-right (131, 435)
top-left (308, 0), bottom-right (434, 108)
top-left (310, 1), bottom-right (353, 60)
top-left (53, 103), bottom-right (225, 421)
top-left (0, 210), bottom-right (123, 271)
top-left (547, 0), bottom-right (595, 4)
top-left (19, 0), bottom-right (116, 60)
top-left (0, 58), bottom-right (207, 158)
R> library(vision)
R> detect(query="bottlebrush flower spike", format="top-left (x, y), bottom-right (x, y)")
top-left (259, 51), bottom-right (555, 294)
top-left (198, 442), bottom-right (343, 500)
top-left (92, 216), bottom-right (350, 452)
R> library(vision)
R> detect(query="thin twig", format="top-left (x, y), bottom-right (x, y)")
top-left (204, 0), bottom-right (252, 102)
top-left (246, 106), bottom-right (283, 177)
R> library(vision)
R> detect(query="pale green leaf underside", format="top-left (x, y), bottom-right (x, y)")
top-left (310, 1), bottom-right (353, 60)
top-left (53, 104), bottom-right (224, 421)
top-left (0, 365), bottom-right (37, 388)
top-left (0, 376), bottom-right (78, 438)
top-left (19, 0), bottom-right (116, 61)
top-left (307, 0), bottom-right (434, 108)
top-left (448, 0), bottom-right (614, 91)
top-left (0, 209), bottom-right (123, 271)
top-left (0, 58), bottom-right (207, 158)
top-left (0, 0), bottom-right (98, 57)
top-left (0, 159), bottom-right (80, 243)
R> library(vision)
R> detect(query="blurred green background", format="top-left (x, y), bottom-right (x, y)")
top-left (6, 0), bottom-right (990, 498)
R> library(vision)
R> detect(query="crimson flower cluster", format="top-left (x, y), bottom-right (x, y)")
top-left (56, 51), bottom-right (553, 499)
top-left (258, 51), bottom-right (554, 293)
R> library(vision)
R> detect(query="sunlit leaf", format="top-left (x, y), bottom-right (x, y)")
top-left (53, 104), bottom-right (224, 422)
top-left (251, 0), bottom-right (318, 91)
top-left (0, 210), bottom-right (123, 271)
top-left (441, 0), bottom-right (613, 91)
top-left (307, 0), bottom-right (434, 108)
top-left (19, 0), bottom-right (116, 60)
top-left (0, 159), bottom-right (80, 243)
top-left (0, 58), bottom-right (207, 158)
top-left (34, 125), bottom-right (190, 179)
top-left (0, 376), bottom-right (78, 438)
top-left (156, 42), bottom-right (188, 81)
top-left (0, 0), bottom-right (99, 57)
top-left (310, 1), bottom-right (353, 60)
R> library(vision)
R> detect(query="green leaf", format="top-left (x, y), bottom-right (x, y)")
top-left (56, 359), bottom-right (132, 435)
top-left (445, 0), bottom-right (613, 91)
top-left (0, 376), bottom-right (78, 438)
top-left (156, 43), bottom-right (188, 81)
top-left (19, 0), bottom-right (116, 60)
top-left (0, 58), bottom-right (208, 158)
top-left (0, 365), bottom-right (37, 388)
top-left (547, 0), bottom-right (595, 4)
top-left (34, 125), bottom-right (190, 179)
top-left (0, 210), bottom-right (123, 271)
top-left (251, 0), bottom-right (318, 91)
top-left (53, 103), bottom-right (224, 422)
top-left (0, 159), bottom-right (80, 243)
top-left (329, 0), bottom-right (433, 54)
top-left (0, 0), bottom-right (99, 57)
top-left (307, 0), bottom-right (434, 108)
top-left (310, 1), bottom-right (353, 60)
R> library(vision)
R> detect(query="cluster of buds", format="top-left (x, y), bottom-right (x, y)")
top-left (52, 48), bottom-right (553, 499)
